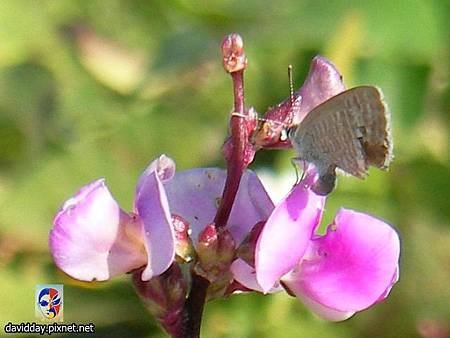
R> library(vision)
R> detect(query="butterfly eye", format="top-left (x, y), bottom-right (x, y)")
top-left (285, 126), bottom-right (296, 141)
top-left (39, 300), bottom-right (49, 306)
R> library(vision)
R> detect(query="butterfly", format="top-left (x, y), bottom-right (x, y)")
top-left (287, 85), bottom-right (393, 195)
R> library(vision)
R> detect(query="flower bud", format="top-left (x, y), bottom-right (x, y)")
top-left (132, 263), bottom-right (187, 337)
top-left (172, 215), bottom-right (196, 263)
top-left (221, 33), bottom-right (247, 73)
top-left (194, 223), bottom-right (235, 298)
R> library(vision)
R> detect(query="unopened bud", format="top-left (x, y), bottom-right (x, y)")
top-left (221, 33), bottom-right (247, 73)
top-left (172, 215), bottom-right (195, 263)
top-left (194, 223), bottom-right (235, 298)
top-left (132, 264), bottom-right (187, 337)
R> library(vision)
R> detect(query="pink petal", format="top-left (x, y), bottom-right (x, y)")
top-left (293, 56), bottom-right (346, 124)
top-left (164, 168), bottom-right (274, 245)
top-left (293, 291), bottom-right (355, 321)
top-left (283, 208), bottom-right (400, 314)
top-left (377, 267), bottom-right (399, 301)
top-left (50, 179), bottom-right (146, 281)
top-left (255, 171), bottom-right (326, 293)
top-left (135, 171), bottom-right (175, 281)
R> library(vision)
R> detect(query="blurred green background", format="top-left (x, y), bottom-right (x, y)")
top-left (0, 1), bottom-right (449, 337)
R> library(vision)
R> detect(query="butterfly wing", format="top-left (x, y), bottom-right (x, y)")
top-left (291, 86), bottom-right (392, 179)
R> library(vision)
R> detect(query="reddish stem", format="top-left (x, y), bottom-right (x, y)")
top-left (183, 274), bottom-right (210, 338)
top-left (214, 70), bottom-right (246, 228)
top-left (182, 34), bottom-right (248, 338)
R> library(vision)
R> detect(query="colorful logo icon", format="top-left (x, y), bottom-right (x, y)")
top-left (35, 284), bottom-right (63, 321)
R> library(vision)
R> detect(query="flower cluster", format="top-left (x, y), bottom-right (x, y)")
top-left (50, 35), bottom-right (400, 337)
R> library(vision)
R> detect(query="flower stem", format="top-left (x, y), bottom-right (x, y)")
top-left (214, 33), bottom-right (248, 228)
top-left (181, 34), bottom-right (248, 338)
top-left (183, 274), bottom-right (210, 338)
top-left (214, 69), bottom-right (246, 228)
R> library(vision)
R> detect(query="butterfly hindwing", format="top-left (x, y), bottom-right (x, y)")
top-left (290, 86), bottom-right (392, 181)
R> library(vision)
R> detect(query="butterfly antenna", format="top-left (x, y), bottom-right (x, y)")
top-left (288, 65), bottom-right (295, 106)
top-left (286, 65), bottom-right (296, 127)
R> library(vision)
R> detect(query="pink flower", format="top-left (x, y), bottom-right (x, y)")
top-left (251, 168), bottom-right (400, 321)
top-left (49, 50), bottom-right (400, 325)
top-left (230, 54), bottom-right (399, 320)
top-left (253, 55), bottom-right (346, 149)
top-left (50, 155), bottom-right (273, 282)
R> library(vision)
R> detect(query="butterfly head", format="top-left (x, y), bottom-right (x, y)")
top-left (251, 118), bottom-right (295, 149)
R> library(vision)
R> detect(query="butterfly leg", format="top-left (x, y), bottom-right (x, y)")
top-left (290, 157), bottom-right (307, 185)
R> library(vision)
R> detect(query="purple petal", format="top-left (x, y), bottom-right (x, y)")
top-left (50, 179), bottom-right (146, 281)
top-left (135, 171), bottom-right (175, 281)
top-left (283, 208), bottom-right (400, 314)
top-left (255, 170), bottom-right (326, 293)
top-left (293, 56), bottom-right (346, 124)
top-left (136, 154), bottom-right (176, 197)
top-left (164, 168), bottom-right (274, 245)
top-left (229, 170), bottom-right (274, 244)
top-left (231, 259), bottom-right (282, 294)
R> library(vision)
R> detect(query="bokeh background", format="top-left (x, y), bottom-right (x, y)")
top-left (0, 1), bottom-right (449, 337)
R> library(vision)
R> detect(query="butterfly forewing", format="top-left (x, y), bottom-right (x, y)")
top-left (291, 86), bottom-right (392, 178)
